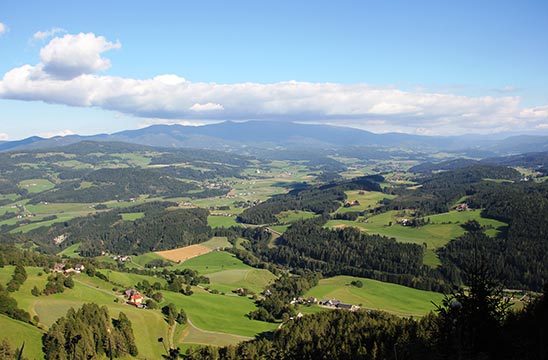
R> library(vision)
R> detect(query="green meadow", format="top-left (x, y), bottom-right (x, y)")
top-left (200, 236), bottom-right (232, 250)
top-left (121, 212), bottom-right (145, 221)
top-left (172, 250), bottom-right (277, 293)
top-left (206, 268), bottom-right (276, 294)
top-left (0, 315), bottom-right (44, 359)
top-left (162, 288), bottom-right (277, 339)
top-left (303, 275), bottom-right (445, 317)
top-left (177, 251), bottom-right (254, 275)
top-left (1, 266), bottom-right (168, 359)
top-left (58, 242), bottom-right (83, 258)
top-left (208, 215), bottom-right (241, 228)
top-left (334, 190), bottom-right (396, 214)
top-left (17, 178), bottom-right (56, 193)
top-left (276, 210), bottom-right (317, 223)
top-left (326, 210), bottom-right (506, 266)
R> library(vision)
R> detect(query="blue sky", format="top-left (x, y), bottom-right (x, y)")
top-left (1, 0), bottom-right (547, 139)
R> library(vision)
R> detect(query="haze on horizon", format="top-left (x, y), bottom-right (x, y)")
top-left (0, 0), bottom-right (547, 140)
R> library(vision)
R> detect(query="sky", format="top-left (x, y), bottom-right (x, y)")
top-left (0, 0), bottom-right (547, 140)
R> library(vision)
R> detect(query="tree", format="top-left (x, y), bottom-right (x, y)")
top-left (435, 257), bottom-right (510, 359)
top-left (162, 303), bottom-right (177, 326)
top-left (176, 309), bottom-right (187, 325)
top-left (63, 276), bottom-right (74, 289)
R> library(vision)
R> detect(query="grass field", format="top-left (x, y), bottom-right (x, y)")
top-left (276, 210), bottom-right (318, 223)
top-left (334, 191), bottom-right (396, 214)
top-left (49, 267), bottom-right (276, 352)
top-left (162, 288), bottom-right (277, 339)
top-left (96, 269), bottom-right (168, 289)
top-left (326, 210), bottom-right (506, 266)
top-left (200, 236), bottom-right (232, 250)
top-left (208, 215), bottom-right (241, 228)
top-left (1, 266), bottom-right (169, 359)
top-left (130, 252), bottom-right (167, 267)
top-left (121, 212), bottom-right (145, 221)
top-left (175, 251), bottom-right (250, 275)
top-left (303, 276), bottom-right (445, 317)
top-left (58, 242), bottom-right (82, 258)
top-left (5, 201), bottom-right (97, 233)
top-left (0, 315), bottom-right (45, 359)
top-left (17, 178), bottom-right (56, 193)
top-left (206, 268), bottom-right (277, 294)
top-left (269, 224), bottom-right (290, 234)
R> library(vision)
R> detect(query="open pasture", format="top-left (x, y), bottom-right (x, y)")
top-left (303, 275), bottom-right (445, 317)
top-left (334, 190), bottom-right (395, 213)
top-left (17, 178), bottom-right (55, 193)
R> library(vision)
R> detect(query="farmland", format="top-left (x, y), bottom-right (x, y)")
top-left (0, 266), bottom-right (168, 359)
top-left (303, 275), bottom-right (445, 317)
top-left (326, 209), bottom-right (506, 266)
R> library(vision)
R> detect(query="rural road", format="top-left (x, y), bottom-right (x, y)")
top-left (185, 318), bottom-right (252, 342)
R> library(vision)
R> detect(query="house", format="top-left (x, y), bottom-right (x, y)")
top-left (74, 264), bottom-right (85, 272)
top-left (319, 298), bottom-right (341, 307)
top-left (455, 203), bottom-right (469, 212)
top-left (129, 293), bottom-right (143, 306)
top-left (398, 218), bottom-right (412, 226)
top-left (52, 263), bottom-right (65, 272)
top-left (307, 297), bottom-right (318, 304)
top-left (125, 289), bottom-right (143, 306)
top-left (343, 200), bottom-right (360, 208)
top-left (336, 303), bottom-right (360, 312)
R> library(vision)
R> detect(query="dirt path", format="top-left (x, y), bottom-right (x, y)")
top-left (185, 318), bottom-right (252, 342)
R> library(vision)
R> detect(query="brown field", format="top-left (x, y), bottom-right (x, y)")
top-left (155, 244), bottom-right (212, 262)
top-left (332, 224), bottom-right (368, 231)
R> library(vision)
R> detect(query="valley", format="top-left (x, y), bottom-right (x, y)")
top-left (0, 130), bottom-right (547, 358)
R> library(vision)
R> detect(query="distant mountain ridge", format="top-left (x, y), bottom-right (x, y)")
top-left (3, 121), bottom-right (548, 156)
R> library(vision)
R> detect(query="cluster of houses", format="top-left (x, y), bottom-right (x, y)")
top-left (319, 298), bottom-right (360, 312)
top-left (397, 218), bottom-right (414, 226)
top-left (289, 296), bottom-right (318, 306)
top-left (286, 296), bottom-right (361, 312)
top-left (112, 255), bottom-right (131, 262)
top-left (52, 263), bottom-right (85, 275)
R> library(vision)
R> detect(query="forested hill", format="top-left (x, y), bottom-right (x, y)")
top-left (28, 202), bottom-right (211, 255)
top-left (237, 176), bottom-right (382, 224)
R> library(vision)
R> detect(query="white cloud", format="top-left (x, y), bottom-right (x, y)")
top-left (190, 102), bottom-right (224, 112)
top-left (32, 27), bottom-right (66, 41)
top-left (37, 129), bottom-right (75, 138)
top-left (139, 119), bottom-right (220, 128)
top-left (0, 132), bottom-right (9, 141)
top-left (493, 85), bottom-right (518, 94)
top-left (0, 32), bottom-right (547, 135)
top-left (0, 22), bottom-right (7, 36)
top-left (39, 32), bottom-right (120, 79)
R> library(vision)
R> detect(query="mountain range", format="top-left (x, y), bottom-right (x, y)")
top-left (2, 121), bottom-right (547, 157)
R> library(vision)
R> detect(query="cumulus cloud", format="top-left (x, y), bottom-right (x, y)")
top-left (0, 132), bottom-right (9, 141)
top-left (190, 102), bottom-right (224, 112)
top-left (39, 32), bottom-right (120, 79)
top-left (0, 22), bottom-right (7, 36)
top-left (32, 27), bottom-right (66, 41)
top-left (0, 32), bottom-right (547, 135)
